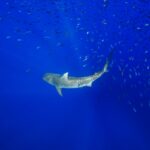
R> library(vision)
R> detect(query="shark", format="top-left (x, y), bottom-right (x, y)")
top-left (43, 50), bottom-right (114, 96)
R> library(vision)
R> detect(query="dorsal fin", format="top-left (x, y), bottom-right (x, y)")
top-left (56, 86), bottom-right (63, 96)
top-left (61, 72), bottom-right (68, 79)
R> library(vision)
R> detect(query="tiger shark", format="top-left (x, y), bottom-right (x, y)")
top-left (43, 50), bottom-right (113, 96)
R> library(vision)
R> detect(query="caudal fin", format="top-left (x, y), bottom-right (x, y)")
top-left (94, 49), bottom-right (114, 79)
top-left (103, 49), bottom-right (114, 73)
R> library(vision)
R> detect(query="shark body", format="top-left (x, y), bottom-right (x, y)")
top-left (43, 50), bottom-right (113, 96)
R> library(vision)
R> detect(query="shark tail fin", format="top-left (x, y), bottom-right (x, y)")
top-left (94, 49), bottom-right (114, 79)
top-left (103, 49), bottom-right (114, 73)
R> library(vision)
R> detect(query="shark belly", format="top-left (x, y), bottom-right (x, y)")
top-left (59, 78), bottom-right (94, 89)
top-left (59, 80), bottom-right (81, 89)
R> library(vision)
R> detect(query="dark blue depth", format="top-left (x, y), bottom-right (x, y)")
top-left (0, 0), bottom-right (150, 150)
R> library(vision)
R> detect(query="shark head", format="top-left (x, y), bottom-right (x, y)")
top-left (43, 73), bottom-right (56, 85)
top-left (42, 72), bottom-right (69, 96)
top-left (43, 73), bottom-right (63, 96)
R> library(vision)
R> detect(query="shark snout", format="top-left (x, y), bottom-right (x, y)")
top-left (43, 73), bottom-right (50, 82)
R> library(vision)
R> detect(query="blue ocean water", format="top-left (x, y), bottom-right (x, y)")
top-left (0, 0), bottom-right (150, 150)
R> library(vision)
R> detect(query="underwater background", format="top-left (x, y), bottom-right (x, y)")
top-left (0, 0), bottom-right (150, 150)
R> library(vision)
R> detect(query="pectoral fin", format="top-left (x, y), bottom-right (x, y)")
top-left (56, 86), bottom-right (63, 96)
top-left (87, 82), bottom-right (92, 87)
